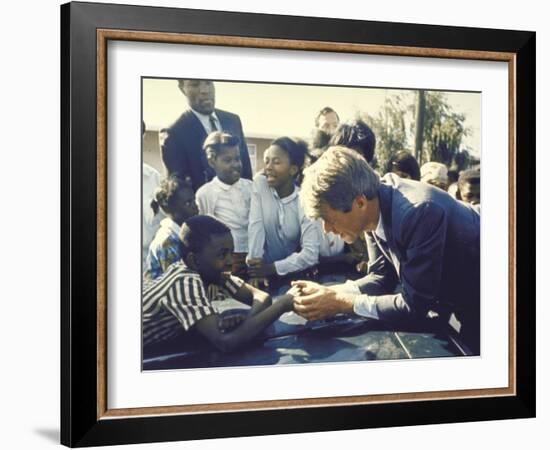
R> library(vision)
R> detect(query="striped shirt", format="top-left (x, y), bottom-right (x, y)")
top-left (142, 261), bottom-right (244, 347)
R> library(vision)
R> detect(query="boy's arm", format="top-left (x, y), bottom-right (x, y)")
top-left (194, 295), bottom-right (293, 353)
top-left (232, 282), bottom-right (272, 315)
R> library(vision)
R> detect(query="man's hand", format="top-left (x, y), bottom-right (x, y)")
top-left (355, 261), bottom-right (369, 274)
top-left (247, 259), bottom-right (276, 278)
top-left (291, 280), bottom-right (355, 321)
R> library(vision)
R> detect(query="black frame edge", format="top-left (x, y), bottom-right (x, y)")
top-left (60, 2), bottom-right (72, 447)
top-left (515, 32), bottom-right (536, 418)
top-left (62, 1), bottom-right (102, 447)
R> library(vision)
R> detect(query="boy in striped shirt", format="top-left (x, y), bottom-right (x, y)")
top-left (143, 215), bottom-right (295, 358)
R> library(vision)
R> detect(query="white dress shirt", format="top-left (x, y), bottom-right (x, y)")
top-left (190, 108), bottom-right (221, 134)
top-left (247, 174), bottom-right (320, 276)
top-left (196, 177), bottom-right (252, 253)
top-left (333, 216), bottom-right (392, 320)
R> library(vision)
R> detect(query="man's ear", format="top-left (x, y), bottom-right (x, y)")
top-left (206, 155), bottom-right (217, 169)
top-left (177, 80), bottom-right (187, 97)
top-left (289, 164), bottom-right (299, 178)
top-left (186, 252), bottom-right (199, 271)
top-left (353, 195), bottom-right (368, 210)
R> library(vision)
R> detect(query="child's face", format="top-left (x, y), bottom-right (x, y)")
top-left (460, 182), bottom-right (480, 205)
top-left (194, 232), bottom-right (234, 284)
top-left (209, 146), bottom-right (242, 185)
top-left (171, 187), bottom-right (199, 224)
top-left (263, 145), bottom-right (298, 190)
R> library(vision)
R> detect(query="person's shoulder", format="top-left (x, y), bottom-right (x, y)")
top-left (196, 179), bottom-right (217, 198)
top-left (149, 225), bottom-right (175, 252)
top-left (160, 232), bottom-right (182, 249)
top-left (142, 163), bottom-right (160, 179)
top-left (215, 108), bottom-right (240, 121)
top-left (251, 172), bottom-right (270, 192)
top-left (252, 172), bottom-right (267, 185)
top-left (239, 178), bottom-right (253, 188)
top-left (383, 173), bottom-right (450, 209)
top-left (166, 110), bottom-right (197, 130)
top-left (143, 260), bottom-right (189, 292)
top-left (164, 261), bottom-right (203, 285)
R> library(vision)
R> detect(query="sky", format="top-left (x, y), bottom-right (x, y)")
top-left (143, 78), bottom-right (481, 156)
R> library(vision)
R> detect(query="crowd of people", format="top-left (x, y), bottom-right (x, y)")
top-left (142, 79), bottom-right (481, 360)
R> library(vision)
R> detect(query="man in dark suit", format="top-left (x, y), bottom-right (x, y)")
top-left (293, 146), bottom-right (481, 353)
top-left (161, 79), bottom-right (252, 192)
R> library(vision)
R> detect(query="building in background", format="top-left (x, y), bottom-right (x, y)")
top-left (143, 129), bottom-right (277, 177)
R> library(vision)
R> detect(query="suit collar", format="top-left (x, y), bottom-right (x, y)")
top-left (189, 108), bottom-right (220, 122)
top-left (377, 181), bottom-right (394, 245)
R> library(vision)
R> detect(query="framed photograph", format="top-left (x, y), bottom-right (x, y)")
top-left (61, 1), bottom-right (535, 447)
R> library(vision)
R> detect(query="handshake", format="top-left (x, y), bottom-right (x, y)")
top-left (278, 280), bottom-right (355, 321)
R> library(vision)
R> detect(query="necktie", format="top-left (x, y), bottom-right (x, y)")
top-left (209, 115), bottom-right (218, 132)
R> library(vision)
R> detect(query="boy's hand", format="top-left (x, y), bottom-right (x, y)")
top-left (249, 277), bottom-right (267, 290)
top-left (218, 313), bottom-right (247, 333)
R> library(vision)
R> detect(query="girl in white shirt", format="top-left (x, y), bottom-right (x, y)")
top-left (247, 137), bottom-right (321, 291)
top-left (196, 132), bottom-right (252, 278)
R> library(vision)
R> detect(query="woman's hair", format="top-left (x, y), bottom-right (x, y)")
top-left (202, 131), bottom-right (240, 159)
top-left (271, 136), bottom-right (311, 184)
top-left (388, 150), bottom-right (421, 181)
top-left (447, 169), bottom-right (459, 184)
top-left (150, 175), bottom-right (193, 216)
top-left (330, 119), bottom-right (376, 163)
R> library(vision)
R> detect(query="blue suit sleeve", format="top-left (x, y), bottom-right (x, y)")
top-left (236, 116), bottom-right (253, 180)
top-left (354, 232), bottom-right (399, 295)
top-left (161, 126), bottom-right (189, 180)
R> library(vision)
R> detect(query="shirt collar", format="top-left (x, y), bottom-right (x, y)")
top-left (212, 176), bottom-right (236, 191)
top-left (374, 212), bottom-right (386, 241)
top-left (190, 108), bottom-right (218, 122)
top-left (160, 217), bottom-right (182, 237)
top-left (272, 185), bottom-right (299, 204)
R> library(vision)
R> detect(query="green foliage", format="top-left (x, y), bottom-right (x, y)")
top-left (363, 91), bottom-right (470, 172)
top-left (362, 94), bottom-right (408, 172)
top-left (419, 92), bottom-right (469, 167)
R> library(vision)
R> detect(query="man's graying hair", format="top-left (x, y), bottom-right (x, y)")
top-left (300, 146), bottom-right (380, 219)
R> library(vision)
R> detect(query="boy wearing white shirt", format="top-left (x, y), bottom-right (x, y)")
top-left (196, 132), bottom-right (252, 278)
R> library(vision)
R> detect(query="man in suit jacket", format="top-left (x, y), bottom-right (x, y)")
top-left (293, 146), bottom-right (481, 353)
top-left (161, 79), bottom-right (252, 192)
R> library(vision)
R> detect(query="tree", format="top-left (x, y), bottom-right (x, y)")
top-left (362, 91), bottom-right (470, 173)
top-left (416, 91), bottom-right (469, 166)
top-left (362, 94), bottom-right (408, 172)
